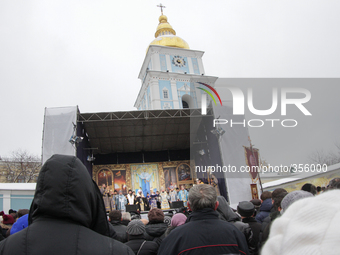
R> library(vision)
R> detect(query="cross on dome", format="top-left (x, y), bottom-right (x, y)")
top-left (157, 3), bottom-right (166, 15)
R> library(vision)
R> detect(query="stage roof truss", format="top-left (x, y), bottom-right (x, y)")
top-left (77, 109), bottom-right (212, 154)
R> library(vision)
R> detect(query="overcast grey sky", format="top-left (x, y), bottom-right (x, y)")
top-left (1, 1), bottom-right (339, 164)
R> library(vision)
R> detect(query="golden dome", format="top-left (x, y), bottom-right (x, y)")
top-left (148, 15), bottom-right (189, 50)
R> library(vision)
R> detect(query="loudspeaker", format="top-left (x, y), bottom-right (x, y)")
top-left (126, 205), bottom-right (138, 212)
top-left (170, 201), bottom-right (184, 209)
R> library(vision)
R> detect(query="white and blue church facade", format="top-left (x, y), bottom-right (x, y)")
top-left (134, 15), bottom-right (217, 111)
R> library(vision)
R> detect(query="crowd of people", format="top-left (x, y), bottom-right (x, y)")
top-left (0, 155), bottom-right (340, 255)
top-left (100, 183), bottom-right (189, 212)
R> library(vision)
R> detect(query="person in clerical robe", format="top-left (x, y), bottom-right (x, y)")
top-left (136, 189), bottom-right (146, 212)
top-left (160, 189), bottom-right (170, 210)
top-left (155, 191), bottom-right (161, 209)
top-left (145, 192), bottom-right (150, 211)
top-left (137, 168), bottom-right (153, 197)
top-left (126, 190), bottom-right (135, 205)
top-left (100, 184), bottom-right (111, 212)
top-left (169, 182), bottom-right (175, 190)
top-left (178, 185), bottom-right (189, 207)
top-left (149, 191), bottom-right (158, 209)
top-left (169, 188), bottom-right (178, 203)
top-left (110, 190), bottom-right (117, 210)
top-left (116, 190), bottom-right (127, 212)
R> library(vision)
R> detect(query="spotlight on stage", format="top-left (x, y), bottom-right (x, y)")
top-left (69, 135), bottom-right (83, 145)
top-left (198, 149), bottom-right (205, 156)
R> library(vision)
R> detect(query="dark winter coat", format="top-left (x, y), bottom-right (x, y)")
top-left (216, 196), bottom-right (241, 222)
top-left (242, 217), bottom-right (262, 255)
top-left (122, 219), bottom-right (130, 226)
top-left (158, 208), bottom-right (250, 255)
top-left (259, 210), bottom-right (281, 249)
top-left (0, 226), bottom-right (4, 241)
top-left (0, 155), bottom-right (133, 255)
top-left (164, 225), bottom-right (177, 237)
top-left (144, 222), bottom-right (168, 244)
top-left (0, 224), bottom-right (10, 239)
top-left (125, 234), bottom-right (159, 255)
top-left (216, 196), bottom-right (254, 251)
top-left (110, 220), bottom-right (128, 243)
top-left (255, 199), bottom-right (272, 223)
top-left (259, 205), bottom-right (276, 234)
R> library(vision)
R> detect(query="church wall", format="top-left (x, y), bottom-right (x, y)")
top-left (170, 80), bottom-right (180, 109)
top-left (150, 53), bottom-right (160, 71)
top-left (187, 57), bottom-right (194, 74)
top-left (150, 79), bottom-right (161, 109)
top-left (161, 101), bottom-right (174, 109)
top-left (147, 86), bottom-right (151, 109)
top-left (159, 54), bottom-right (167, 71)
top-left (165, 55), bottom-right (172, 72)
top-left (191, 58), bottom-right (200, 74)
top-left (197, 56), bottom-right (205, 75)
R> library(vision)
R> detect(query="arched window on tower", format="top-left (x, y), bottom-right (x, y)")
top-left (181, 94), bottom-right (194, 109)
top-left (182, 100), bottom-right (189, 108)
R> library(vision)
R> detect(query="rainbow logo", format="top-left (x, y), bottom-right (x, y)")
top-left (197, 82), bottom-right (222, 115)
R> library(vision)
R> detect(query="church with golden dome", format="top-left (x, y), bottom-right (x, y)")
top-left (134, 7), bottom-right (218, 111)
top-left (40, 5), bottom-right (263, 211)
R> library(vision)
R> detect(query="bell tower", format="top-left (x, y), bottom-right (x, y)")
top-left (134, 5), bottom-right (217, 110)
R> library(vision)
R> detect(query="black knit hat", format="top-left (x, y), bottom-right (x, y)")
top-left (237, 201), bottom-right (255, 217)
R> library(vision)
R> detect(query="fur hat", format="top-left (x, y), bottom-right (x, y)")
top-left (281, 190), bottom-right (313, 213)
top-left (127, 220), bottom-right (145, 236)
top-left (148, 208), bottom-right (164, 223)
top-left (262, 190), bottom-right (340, 255)
top-left (0, 211), bottom-right (15, 225)
top-left (237, 201), bottom-right (255, 217)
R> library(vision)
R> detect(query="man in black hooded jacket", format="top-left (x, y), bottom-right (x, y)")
top-left (0, 155), bottom-right (133, 255)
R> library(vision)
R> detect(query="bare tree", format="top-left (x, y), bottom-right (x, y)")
top-left (1, 149), bottom-right (41, 183)
top-left (308, 142), bottom-right (340, 166)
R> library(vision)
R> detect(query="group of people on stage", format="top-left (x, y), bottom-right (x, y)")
top-left (99, 184), bottom-right (189, 212)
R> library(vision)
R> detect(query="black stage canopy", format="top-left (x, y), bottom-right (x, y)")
top-left (77, 109), bottom-right (203, 155)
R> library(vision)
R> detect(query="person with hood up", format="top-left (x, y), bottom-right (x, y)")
top-left (0, 154), bottom-right (133, 255)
